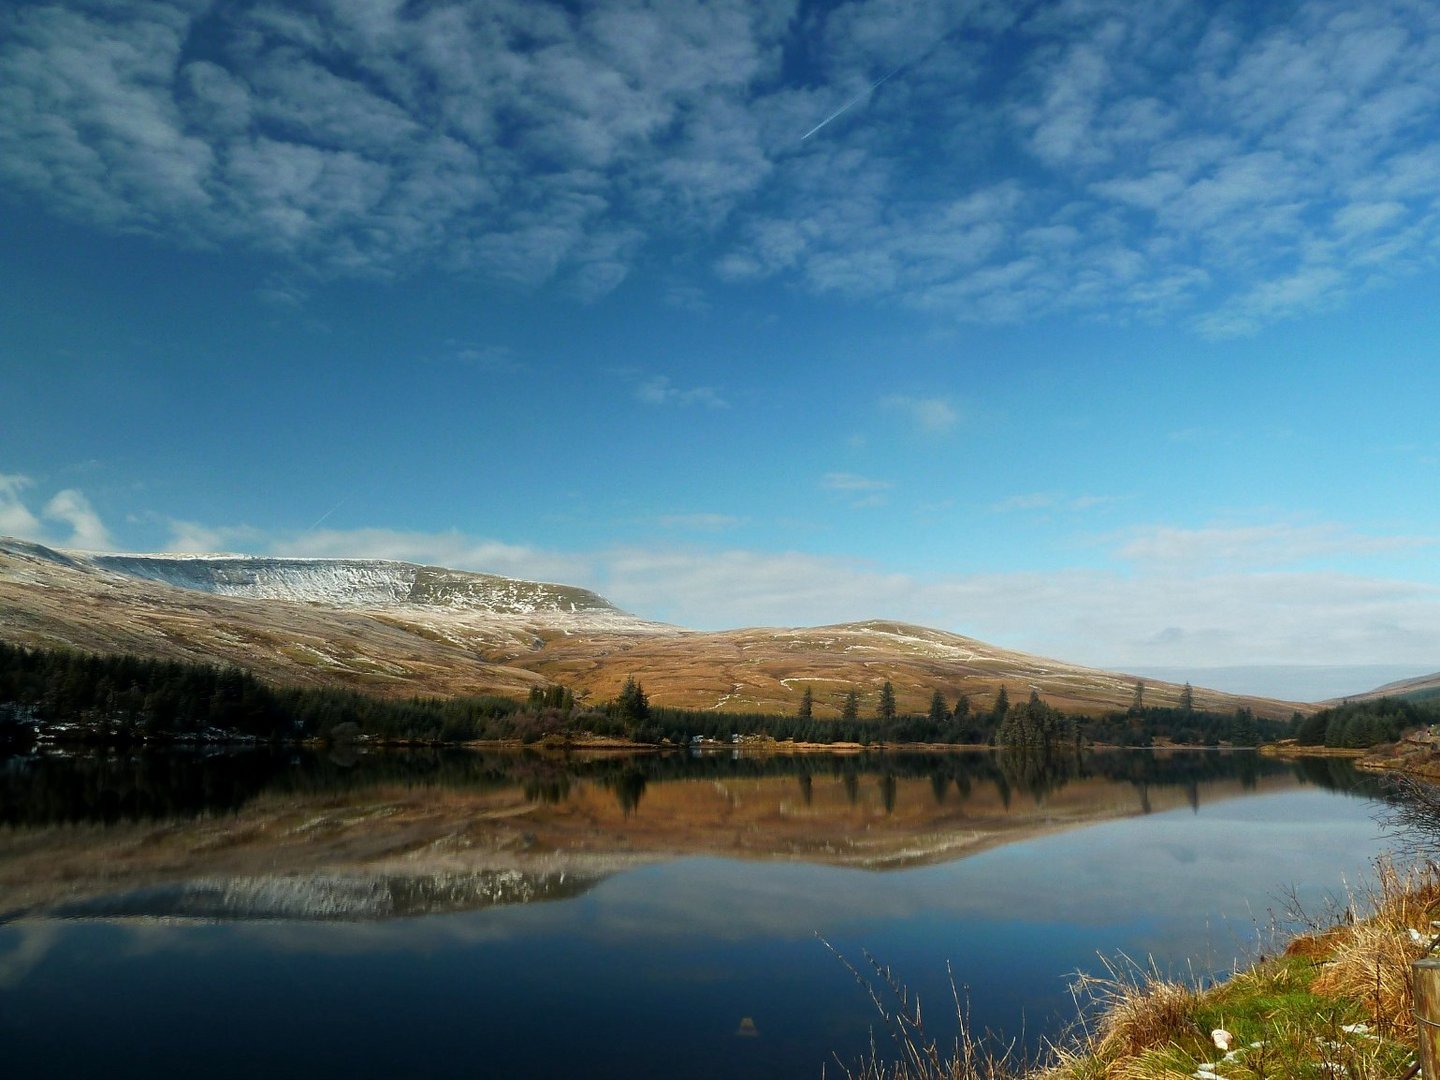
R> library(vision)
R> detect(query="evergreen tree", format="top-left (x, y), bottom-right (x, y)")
top-left (797, 685), bottom-right (813, 721)
top-left (953, 693), bottom-right (970, 720)
top-left (990, 686), bottom-right (1010, 723)
top-left (1179, 682), bottom-right (1194, 714)
top-left (878, 681), bottom-right (896, 722)
top-left (1295, 709), bottom-right (1328, 745)
top-left (841, 688), bottom-right (860, 722)
top-left (928, 689), bottom-right (948, 724)
top-left (1129, 679), bottom-right (1146, 715)
top-left (615, 677), bottom-right (649, 723)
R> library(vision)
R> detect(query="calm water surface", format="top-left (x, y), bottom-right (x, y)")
top-left (0, 749), bottom-right (1392, 1079)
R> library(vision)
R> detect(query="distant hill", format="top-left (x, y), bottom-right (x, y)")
top-left (1335, 671), bottom-right (1440, 705)
top-left (0, 536), bottom-right (1305, 720)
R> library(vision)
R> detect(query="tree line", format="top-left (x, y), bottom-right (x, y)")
top-left (0, 641), bottom-right (1384, 751)
top-left (0, 641), bottom-right (526, 744)
top-left (1293, 696), bottom-right (1439, 749)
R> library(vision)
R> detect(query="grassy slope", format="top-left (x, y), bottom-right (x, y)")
top-left (0, 543), bottom-right (1308, 721)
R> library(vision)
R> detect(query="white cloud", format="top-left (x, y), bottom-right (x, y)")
top-left (1117, 522), bottom-right (1435, 571)
top-left (595, 544), bottom-right (1440, 674)
top-left (0, 473), bottom-right (43, 538)
top-left (881, 394), bottom-right (959, 433)
top-left (820, 472), bottom-right (890, 492)
top-left (28, 506), bottom-right (1440, 675)
top-left (634, 375), bottom-right (727, 408)
top-left (42, 489), bottom-right (111, 550)
top-left (718, 0), bottom-right (1440, 330)
top-left (0, 473), bottom-right (114, 550)
top-left (0, 0), bottom-right (791, 292)
top-left (4, 0), bottom-right (1440, 333)
top-left (163, 519), bottom-right (264, 554)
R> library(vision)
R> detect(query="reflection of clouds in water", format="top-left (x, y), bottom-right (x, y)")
top-left (54, 789), bottom-right (1386, 977)
top-left (0, 920), bottom-right (61, 989)
top-left (1162, 844), bottom-right (1200, 865)
top-left (106, 903), bottom-right (552, 961)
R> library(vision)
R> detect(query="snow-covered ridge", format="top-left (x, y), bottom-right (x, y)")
top-left (0, 537), bottom-right (619, 616)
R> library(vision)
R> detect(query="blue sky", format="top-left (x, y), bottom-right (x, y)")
top-left (3, 0), bottom-right (1440, 698)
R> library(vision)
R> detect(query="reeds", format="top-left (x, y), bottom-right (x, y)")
top-left (1068, 955), bottom-right (1202, 1063)
top-left (829, 857), bottom-right (1437, 1080)
top-left (1304, 859), bottom-right (1440, 1042)
top-left (821, 936), bottom-right (1023, 1080)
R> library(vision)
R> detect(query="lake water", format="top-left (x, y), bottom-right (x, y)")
top-left (0, 748), bottom-right (1395, 1079)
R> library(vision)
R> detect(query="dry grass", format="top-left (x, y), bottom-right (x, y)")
top-left (1306, 860), bottom-right (1440, 1042)
top-left (1070, 957), bottom-right (1202, 1063)
top-left (837, 858), bottom-right (1435, 1080)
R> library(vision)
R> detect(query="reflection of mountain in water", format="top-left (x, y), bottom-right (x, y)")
top-left (0, 745), bottom-right (1386, 829)
top-left (0, 746), bottom-right (1389, 925)
top-left (7, 868), bottom-right (598, 924)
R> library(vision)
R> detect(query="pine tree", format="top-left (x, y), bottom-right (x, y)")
top-left (841, 688), bottom-right (859, 722)
top-left (1129, 679), bottom-right (1146, 715)
top-left (797, 685), bottom-right (813, 720)
top-left (615, 676), bottom-right (649, 723)
top-left (1179, 682), bottom-right (1194, 714)
top-left (990, 686), bottom-right (1009, 723)
top-left (878, 681), bottom-right (897, 722)
top-left (928, 689), bottom-right (948, 723)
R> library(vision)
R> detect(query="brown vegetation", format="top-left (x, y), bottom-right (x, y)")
top-left (835, 859), bottom-right (1435, 1080)
top-left (0, 541), bottom-right (1304, 719)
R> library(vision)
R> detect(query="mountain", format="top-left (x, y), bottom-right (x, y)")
top-left (1338, 671), bottom-right (1440, 705)
top-left (0, 537), bottom-right (1302, 719)
top-left (85, 549), bottom-right (617, 614)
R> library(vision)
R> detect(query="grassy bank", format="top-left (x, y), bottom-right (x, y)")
top-left (839, 860), bottom-right (1436, 1080)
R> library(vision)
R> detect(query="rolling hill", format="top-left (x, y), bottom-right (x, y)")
top-left (0, 536), bottom-right (1304, 720)
top-left (1337, 671), bottom-right (1440, 705)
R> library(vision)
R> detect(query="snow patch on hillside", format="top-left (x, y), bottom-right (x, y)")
top-left (79, 552), bottom-right (623, 617)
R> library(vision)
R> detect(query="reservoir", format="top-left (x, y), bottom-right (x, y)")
top-left (0, 749), bottom-right (1393, 1079)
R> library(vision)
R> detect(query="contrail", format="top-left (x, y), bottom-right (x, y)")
top-left (801, 64), bottom-right (904, 140)
top-left (299, 496), bottom-right (348, 539)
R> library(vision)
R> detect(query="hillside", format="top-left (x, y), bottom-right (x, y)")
top-left (1342, 670), bottom-right (1440, 705)
top-left (0, 537), bottom-right (1303, 720)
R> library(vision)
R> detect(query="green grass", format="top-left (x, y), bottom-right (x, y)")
top-left (834, 862), bottom-right (1437, 1080)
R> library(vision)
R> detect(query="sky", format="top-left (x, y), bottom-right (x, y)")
top-left (3, 0), bottom-right (1440, 701)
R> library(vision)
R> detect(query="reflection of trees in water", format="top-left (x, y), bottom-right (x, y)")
top-left (606, 768), bottom-right (648, 816)
top-left (523, 773), bottom-right (571, 805)
top-left (1134, 781), bottom-right (1151, 815)
top-left (1237, 752), bottom-right (1260, 790)
top-left (879, 773), bottom-right (897, 815)
top-left (997, 745), bottom-right (1081, 805)
top-left (0, 744), bottom-right (1378, 827)
top-left (1289, 756), bottom-right (1384, 798)
top-left (0, 751), bottom-right (284, 826)
top-left (930, 771), bottom-right (949, 806)
top-left (994, 772), bottom-right (1012, 810)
